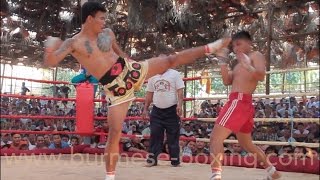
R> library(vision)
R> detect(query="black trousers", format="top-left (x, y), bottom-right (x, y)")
top-left (147, 104), bottom-right (180, 165)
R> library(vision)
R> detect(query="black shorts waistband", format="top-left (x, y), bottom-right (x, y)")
top-left (99, 57), bottom-right (126, 85)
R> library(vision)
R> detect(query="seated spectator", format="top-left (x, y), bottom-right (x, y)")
top-left (22, 136), bottom-right (36, 150)
top-left (180, 124), bottom-right (194, 137)
top-left (231, 143), bottom-right (247, 156)
top-left (44, 134), bottom-right (51, 147)
top-left (179, 135), bottom-right (188, 154)
top-left (33, 135), bottom-right (48, 149)
top-left (225, 134), bottom-right (236, 151)
top-left (48, 134), bottom-right (69, 149)
top-left (127, 124), bottom-right (138, 135)
top-left (123, 131), bottom-right (147, 153)
top-left (265, 126), bottom-right (279, 141)
top-left (293, 123), bottom-right (309, 142)
top-left (265, 146), bottom-right (278, 157)
top-left (182, 141), bottom-right (196, 157)
top-left (306, 148), bottom-right (319, 160)
top-left (195, 141), bottom-right (209, 155)
top-left (8, 133), bottom-right (23, 150)
top-left (141, 139), bottom-right (150, 151)
top-left (293, 146), bottom-right (307, 159)
top-left (278, 145), bottom-right (294, 158)
top-left (278, 129), bottom-right (296, 142)
top-left (19, 140), bottom-right (29, 150)
top-left (70, 136), bottom-right (80, 146)
top-left (1, 133), bottom-right (12, 148)
top-left (61, 134), bottom-right (70, 144)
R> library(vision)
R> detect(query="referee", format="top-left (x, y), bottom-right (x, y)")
top-left (142, 67), bottom-right (184, 167)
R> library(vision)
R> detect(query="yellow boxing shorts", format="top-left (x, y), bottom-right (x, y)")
top-left (99, 57), bottom-right (148, 107)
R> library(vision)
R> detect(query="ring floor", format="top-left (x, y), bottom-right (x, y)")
top-left (1, 154), bottom-right (319, 180)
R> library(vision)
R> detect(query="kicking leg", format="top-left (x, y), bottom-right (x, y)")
top-left (210, 124), bottom-right (232, 180)
top-left (145, 38), bottom-right (231, 79)
top-left (236, 132), bottom-right (281, 179)
top-left (104, 101), bottom-right (131, 179)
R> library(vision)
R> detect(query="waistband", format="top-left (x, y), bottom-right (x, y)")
top-left (99, 57), bottom-right (126, 85)
top-left (228, 92), bottom-right (252, 101)
top-left (153, 104), bottom-right (177, 110)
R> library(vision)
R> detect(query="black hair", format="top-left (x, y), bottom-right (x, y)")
top-left (70, 136), bottom-right (79, 141)
top-left (52, 133), bottom-right (61, 138)
top-left (232, 31), bottom-right (252, 41)
top-left (81, 2), bottom-right (107, 24)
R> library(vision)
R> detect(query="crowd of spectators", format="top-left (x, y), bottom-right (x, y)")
top-left (1, 84), bottom-right (319, 161)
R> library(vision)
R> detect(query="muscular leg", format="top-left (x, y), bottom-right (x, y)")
top-left (210, 124), bottom-right (232, 177)
top-left (105, 101), bottom-right (131, 173)
top-left (236, 132), bottom-right (281, 179)
top-left (145, 38), bottom-right (230, 79)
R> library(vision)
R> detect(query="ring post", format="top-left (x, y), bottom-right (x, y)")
top-left (76, 82), bottom-right (94, 135)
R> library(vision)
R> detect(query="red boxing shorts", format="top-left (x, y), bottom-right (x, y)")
top-left (215, 92), bottom-right (254, 133)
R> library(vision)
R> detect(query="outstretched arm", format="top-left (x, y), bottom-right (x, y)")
top-left (44, 37), bottom-right (75, 67)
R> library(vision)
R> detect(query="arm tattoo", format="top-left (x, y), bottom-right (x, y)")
top-left (55, 39), bottom-right (74, 56)
top-left (85, 40), bottom-right (93, 54)
top-left (97, 33), bottom-right (111, 52)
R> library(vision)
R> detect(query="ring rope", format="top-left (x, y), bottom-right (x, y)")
top-left (1, 130), bottom-right (318, 148)
top-left (0, 76), bottom-right (70, 84)
top-left (2, 92), bottom-right (319, 104)
top-left (1, 115), bottom-right (318, 123)
top-left (1, 66), bottom-right (318, 84)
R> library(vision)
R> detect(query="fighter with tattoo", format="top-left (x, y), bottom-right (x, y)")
top-left (44, 2), bottom-right (231, 180)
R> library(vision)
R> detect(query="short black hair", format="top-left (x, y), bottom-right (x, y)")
top-left (232, 31), bottom-right (252, 41)
top-left (81, 2), bottom-right (106, 24)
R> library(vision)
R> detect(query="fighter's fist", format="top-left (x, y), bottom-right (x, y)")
top-left (236, 52), bottom-right (251, 65)
top-left (205, 37), bottom-right (231, 55)
top-left (44, 36), bottom-right (62, 52)
top-left (216, 48), bottom-right (230, 65)
top-left (236, 52), bottom-right (255, 72)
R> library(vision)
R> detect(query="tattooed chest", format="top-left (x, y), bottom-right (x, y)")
top-left (84, 34), bottom-right (112, 55)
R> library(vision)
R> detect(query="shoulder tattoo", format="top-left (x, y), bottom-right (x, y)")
top-left (97, 32), bottom-right (112, 52)
top-left (84, 40), bottom-right (93, 54)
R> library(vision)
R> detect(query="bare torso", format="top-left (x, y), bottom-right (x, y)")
top-left (231, 52), bottom-right (260, 94)
top-left (70, 28), bottom-right (119, 80)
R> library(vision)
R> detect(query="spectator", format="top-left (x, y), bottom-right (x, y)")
top-left (293, 146), bottom-right (307, 159)
top-left (1, 133), bottom-right (12, 148)
top-left (123, 131), bottom-right (147, 153)
top-left (181, 124), bottom-right (194, 137)
top-left (231, 143), bottom-right (247, 156)
top-left (293, 123), bottom-right (309, 142)
top-left (61, 134), bottom-right (70, 144)
top-left (8, 133), bottom-right (23, 150)
top-left (34, 135), bottom-right (48, 149)
top-left (278, 129), bottom-right (296, 142)
top-left (306, 148), bottom-right (319, 160)
top-left (48, 134), bottom-right (70, 149)
top-left (195, 141), bottom-right (209, 155)
top-left (265, 146), bottom-right (278, 157)
top-left (70, 136), bottom-right (80, 146)
top-left (182, 141), bottom-right (196, 157)
top-left (43, 134), bottom-right (51, 147)
top-left (278, 145), bottom-right (294, 158)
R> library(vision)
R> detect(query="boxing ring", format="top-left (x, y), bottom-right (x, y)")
top-left (1, 155), bottom-right (319, 180)
top-left (0, 68), bottom-right (319, 180)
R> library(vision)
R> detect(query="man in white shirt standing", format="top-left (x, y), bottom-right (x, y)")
top-left (143, 67), bottom-right (184, 167)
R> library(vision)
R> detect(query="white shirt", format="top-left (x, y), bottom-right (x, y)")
top-left (293, 129), bottom-right (309, 135)
top-left (147, 69), bottom-right (184, 109)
